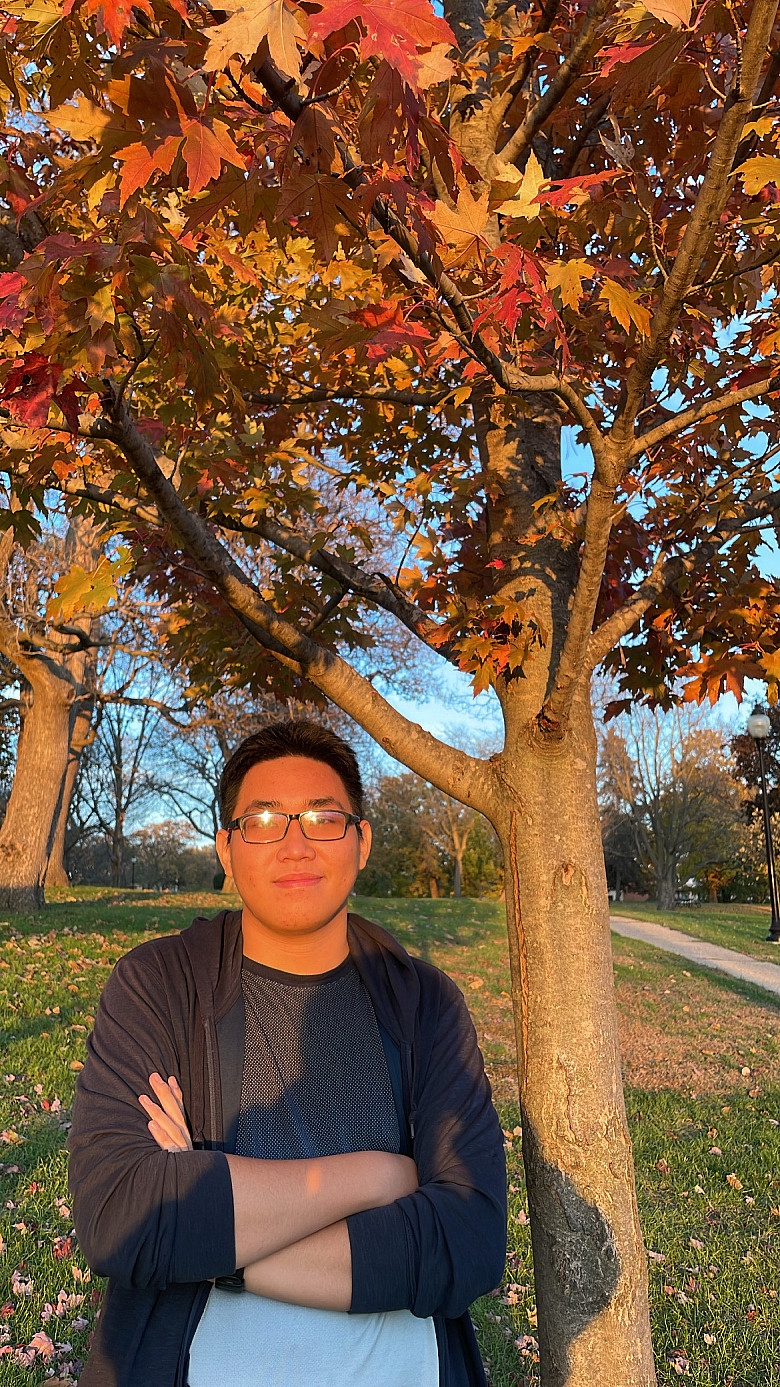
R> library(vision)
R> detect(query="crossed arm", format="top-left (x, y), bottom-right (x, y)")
top-left (139, 1073), bottom-right (418, 1311)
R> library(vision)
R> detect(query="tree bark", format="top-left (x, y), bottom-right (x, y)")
top-left (453, 854), bottom-right (463, 898)
top-left (0, 666), bottom-right (73, 912)
top-left (656, 870), bottom-right (677, 911)
top-left (45, 679), bottom-right (96, 887)
top-left (494, 683), bottom-right (655, 1386)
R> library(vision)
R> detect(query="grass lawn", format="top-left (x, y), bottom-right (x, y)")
top-left (0, 890), bottom-right (777, 1385)
top-left (610, 901), bottom-right (780, 965)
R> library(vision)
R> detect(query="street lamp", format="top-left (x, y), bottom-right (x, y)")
top-left (746, 709), bottom-right (780, 943)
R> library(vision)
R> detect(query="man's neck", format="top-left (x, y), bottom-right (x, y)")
top-left (239, 911), bottom-right (350, 975)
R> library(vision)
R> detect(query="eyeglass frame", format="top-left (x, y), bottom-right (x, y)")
top-left (226, 808), bottom-right (362, 844)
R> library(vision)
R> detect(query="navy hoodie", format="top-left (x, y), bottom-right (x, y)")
top-left (68, 910), bottom-right (507, 1386)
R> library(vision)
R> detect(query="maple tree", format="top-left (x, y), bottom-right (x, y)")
top-left (1, 0), bottom-right (780, 1377)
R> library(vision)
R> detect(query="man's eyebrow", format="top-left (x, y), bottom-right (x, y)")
top-left (240, 797), bottom-right (346, 812)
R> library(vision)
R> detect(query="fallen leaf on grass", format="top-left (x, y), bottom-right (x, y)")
top-left (726, 1173), bottom-right (743, 1190)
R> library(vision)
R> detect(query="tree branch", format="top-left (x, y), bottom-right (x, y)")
top-left (89, 403), bottom-right (497, 812)
top-left (586, 488), bottom-right (780, 666)
top-left (630, 370), bottom-right (779, 459)
top-left (497, 0), bottom-right (613, 169)
top-left (485, 0), bottom-right (561, 147)
top-left (60, 477), bottom-right (450, 655)
top-left (540, 478), bottom-right (615, 733)
top-left (615, 0), bottom-right (780, 441)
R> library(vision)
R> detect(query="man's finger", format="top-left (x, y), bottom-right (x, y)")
top-left (148, 1073), bottom-right (186, 1123)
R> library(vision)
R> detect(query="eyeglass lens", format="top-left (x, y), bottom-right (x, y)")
top-left (241, 811), bottom-right (349, 843)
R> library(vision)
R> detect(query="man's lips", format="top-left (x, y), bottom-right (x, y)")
top-left (273, 873), bottom-right (323, 887)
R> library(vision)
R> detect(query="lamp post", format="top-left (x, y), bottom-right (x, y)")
top-left (746, 709), bottom-right (780, 943)
top-left (131, 856), bottom-right (137, 890)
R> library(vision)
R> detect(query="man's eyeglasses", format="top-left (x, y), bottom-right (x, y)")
top-left (227, 809), bottom-right (361, 845)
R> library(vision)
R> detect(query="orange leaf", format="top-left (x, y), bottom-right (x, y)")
top-left (116, 134), bottom-right (181, 207)
top-left (643, 0), bottom-right (692, 27)
top-left (203, 0), bottom-right (304, 79)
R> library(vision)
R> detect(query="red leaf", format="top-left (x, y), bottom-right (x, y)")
top-left (308, 0), bottom-right (454, 88)
top-left (63, 0), bottom-right (154, 46)
top-left (54, 381), bottom-right (82, 432)
top-left (0, 352), bottom-right (61, 427)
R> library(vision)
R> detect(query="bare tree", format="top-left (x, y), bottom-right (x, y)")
top-left (600, 707), bottom-right (742, 908)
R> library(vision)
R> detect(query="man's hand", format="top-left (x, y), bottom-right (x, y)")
top-left (138, 1074), bottom-right (193, 1152)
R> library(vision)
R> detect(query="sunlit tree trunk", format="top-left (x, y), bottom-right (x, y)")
top-left (475, 401), bottom-right (655, 1384)
top-left (494, 683), bottom-right (653, 1385)
top-left (45, 672), bottom-right (96, 887)
top-left (0, 666), bottom-right (72, 912)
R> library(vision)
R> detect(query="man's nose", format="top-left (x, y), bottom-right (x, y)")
top-left (277, 820), bottom-right (316, 857)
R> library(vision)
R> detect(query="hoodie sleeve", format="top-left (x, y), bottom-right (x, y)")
top-left (347, 966), bottom-right (507, 1319)
top-left (68, 942), bottom-right (236, 1291)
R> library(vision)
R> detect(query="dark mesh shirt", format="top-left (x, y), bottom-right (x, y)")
top-left (236, 956), bottom-right (400, 1161)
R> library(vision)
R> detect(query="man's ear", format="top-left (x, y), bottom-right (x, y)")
top-left (358, 821), bottom-right (372, 871)
top-left (216, 828), bottom-right (233, 878)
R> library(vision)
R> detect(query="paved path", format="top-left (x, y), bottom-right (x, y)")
top-left (610, 914), bottom-right (780, 1000)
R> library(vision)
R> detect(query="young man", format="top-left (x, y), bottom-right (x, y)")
top-left (68, 721), bottom-right (506, 1387)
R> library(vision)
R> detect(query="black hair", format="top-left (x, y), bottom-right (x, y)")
top-left (218, 720), bottom-right (364, 827)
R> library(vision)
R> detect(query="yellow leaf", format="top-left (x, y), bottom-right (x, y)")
top-left (432, 189), bottom-right (490, 267)
top-left (759, 649), bottom-right (780, 681)
top-left (600, 279), bottom-right (652, 337)
top-left (493, 151), bottom-right (547, 220)
top-left (734, 156), bottom-right (780, 196)
top-left (203, 0), bottom-right (304, 79)
top-left (47, 551), bottom-right (131, 621)
top-left (546, 258), bottom-right (591, 311)
top-left (49, 97), bottom-right (113, 142)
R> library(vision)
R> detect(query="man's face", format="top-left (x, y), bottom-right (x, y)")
top-left (216, 755), bottom-right (372, 946)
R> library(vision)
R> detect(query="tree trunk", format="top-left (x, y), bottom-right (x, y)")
top-left (453, 854), bottom-right (463, 898)
top-left (707, 878), bottom-right (718, 904)
top-left (45, 686), bottom-right (96, 887)
top-left (656, 870), bottom-right (677, 910)
top-left (0, 667), bottom-right (72, 912)
top-left (429, 876), bottom-right (439, 898)
top-left (497, 685), bottom-right (655, 1386)
top-left (111, 813), bottom-right (126, 887)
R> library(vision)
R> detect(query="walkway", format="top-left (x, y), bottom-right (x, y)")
top-left (610, 914), bottom-right (780, 1000)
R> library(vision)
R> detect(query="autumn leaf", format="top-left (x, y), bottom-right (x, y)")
top-left (546, 259), bottom-right (591, 311)
top-left (308, 0), bottom-right (454, 88)
top-left (49, 97), bottom-right (114, 142)
top-left (47, 551), bottom-right (132, 621)
top-left (0, 351), bottom-right (60, 426)
top-left (116, 135), bottom-right (182, 207)
top-left (181, 120), bottom-right (244, 195)
top-left (600, 279), bottom-right (652, 337)
top-left (202, 0), bottom-right (305, 79)
top-left (493, 151), bottom-right (547, 220)
top-left (432, 189), bottom-right (490, 268)
top-left (643, 0), bottom-right (692, 27)
top-left (63, 0), bottom-right (153, 45)
top-left (734, 156), bottom-right (780, 196)
top-left (276, 171), bottom-right (356, 260)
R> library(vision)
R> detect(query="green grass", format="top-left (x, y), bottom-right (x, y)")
top-left (0, 891), bottom-right (778, 1384)
top-left (611, 901), bottom-right (780, 965)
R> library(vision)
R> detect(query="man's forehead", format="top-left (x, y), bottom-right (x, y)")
top-left (234, 756), bottom-right (351, 806)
